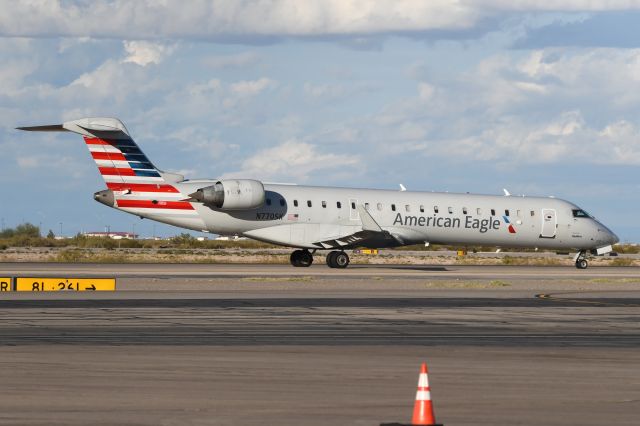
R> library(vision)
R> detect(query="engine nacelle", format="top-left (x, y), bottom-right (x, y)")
top-left (189, 179), bottom-right (265, 210)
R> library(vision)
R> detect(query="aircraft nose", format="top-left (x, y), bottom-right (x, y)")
top-left (594, 222), bottom-right (619, 246)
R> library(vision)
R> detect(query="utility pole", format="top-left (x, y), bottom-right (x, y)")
top-left (59, 222), bottom-right (63, 238)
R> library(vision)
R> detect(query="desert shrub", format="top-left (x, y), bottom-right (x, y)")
top-left (610, 258), bottom-right (635, 267)
top-left (55, 249), bottom-right (88, 262)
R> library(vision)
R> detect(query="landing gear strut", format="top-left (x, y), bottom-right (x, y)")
top-left (326, 250), bottom-right (350, 269)
top-left (574, 250), bottom-right (588, 269)
top-left (290, 249), bottom-right (313, 267)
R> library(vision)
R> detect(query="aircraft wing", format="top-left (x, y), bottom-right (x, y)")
top-left (243, 203), bottom-right (404, 249)
top-left (310, 205), bottom-right (401, 249)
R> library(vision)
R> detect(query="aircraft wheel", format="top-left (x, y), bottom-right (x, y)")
top-left (326, 251), bottom-right (339, 267)
top-left (575, 259), bottom-right (588, 269)
top-left (291, 249), bottom-right (313, 267)
top-left (333, 251), bottom-right (350, 269)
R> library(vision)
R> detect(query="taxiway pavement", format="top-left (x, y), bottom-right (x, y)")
top-left (0, 263), bottom-right (638, 425)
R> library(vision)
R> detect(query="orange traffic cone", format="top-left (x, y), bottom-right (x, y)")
top-left (411, 362), bottom-right (439, 425)
top-left (381, 362), bottom-right (443, 426)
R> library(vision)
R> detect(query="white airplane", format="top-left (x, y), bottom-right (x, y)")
top-left (18, 117), bottom-right (619, 269)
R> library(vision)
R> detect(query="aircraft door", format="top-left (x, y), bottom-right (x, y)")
top-left (349, 198), bottom-right (359, 221)
top-left (540, 209), bottom-right (557, 238)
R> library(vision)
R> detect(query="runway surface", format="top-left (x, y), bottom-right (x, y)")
top-left (2, 262), bottom-right (639, 279)
top-left (0, 263), bottom-right (638, 425)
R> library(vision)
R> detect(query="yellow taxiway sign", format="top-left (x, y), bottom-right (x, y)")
top-left (15, 277), bottom-right (116, 292)
top-left (0, 278), bottom-right (12, 292)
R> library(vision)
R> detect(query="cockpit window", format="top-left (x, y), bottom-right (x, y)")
top-left (572, 209), bottom-right (590, 218)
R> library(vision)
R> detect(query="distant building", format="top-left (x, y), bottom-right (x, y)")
top-left (83, 231), bottom-right (138, 240)
top-left (214, 235), bottom-right (247, 241)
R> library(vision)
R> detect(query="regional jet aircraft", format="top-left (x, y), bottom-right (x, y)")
top-left (18, 118), bottom-right (619, 269)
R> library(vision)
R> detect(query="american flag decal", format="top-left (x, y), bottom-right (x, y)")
top-left (288, 213), bottom-right (299, 221)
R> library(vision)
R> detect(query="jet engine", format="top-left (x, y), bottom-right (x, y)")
top-left (189, 179), bottom-right (265, 210)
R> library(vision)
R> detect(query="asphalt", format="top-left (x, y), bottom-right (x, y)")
top-left (0, 263), bottom-right (638, 425)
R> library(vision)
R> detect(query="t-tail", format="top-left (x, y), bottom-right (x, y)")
top-left (17, 118), bottom-right (203, 228)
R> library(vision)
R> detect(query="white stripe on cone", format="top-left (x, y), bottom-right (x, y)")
top-left (418, 373), bottom-right (430, 388)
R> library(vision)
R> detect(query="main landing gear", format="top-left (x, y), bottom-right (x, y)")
top-left (326, 250), bottom-right (350, 269)
top-left (289, 249), bottom-right (350, 268)
top-left (574, 250), bottom-right (589, 269)
top-left (290, 249), bottom-right (313, 267)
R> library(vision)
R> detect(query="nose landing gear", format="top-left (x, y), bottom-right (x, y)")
top-left (326, 250), bottom-right (350, 268)
top-left (574, 250), bottom-right (589, 269)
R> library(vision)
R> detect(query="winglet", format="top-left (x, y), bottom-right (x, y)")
top-left (356, 205), bottom-right (383, 232)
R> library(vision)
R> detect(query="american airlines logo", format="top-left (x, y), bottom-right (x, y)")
top-left (502, 215), bottom-right (517, 234)
top-left (393, 213), bottom-right (515, 234)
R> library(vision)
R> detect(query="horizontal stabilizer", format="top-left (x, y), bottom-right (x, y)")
top-left (16, 124), bottom-right (66, 132)
top-left (17, 117), bottom-right (131, 139)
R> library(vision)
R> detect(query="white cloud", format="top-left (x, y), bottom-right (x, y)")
top-left (226, 139), bottom-right (360, 181)
top-left (4, 1), bottom-right (639, 41)
top-left (202, 52), bottom-right (260, 69)
top-left (229, 78), bottom-right (276, 96)
top-left (69, 59), bottom-right (162, 101)
top-left (417, 82), bottom-right (435, 101)
top-left (122, 41), bottom-right (175, 66)
top-left (304, 83), bottom-right (345, 100)
top-left (352, 48), bottom-right (640, 167)
top-left (17, 156), bottom-right (38, 169)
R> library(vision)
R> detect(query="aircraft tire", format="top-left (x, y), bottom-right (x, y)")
top-left (290, 250), bottom-right (304, 267)
top-left (333, 251), bottom-right (350, 269)
top-left (291, 250), bottom-right (313, 267)
top-left (299, 250), bottom-right (313, 267)
top-left (575, 259), bottom-right (588, 269)
top-left (326, 251), bottom-right (339, 267)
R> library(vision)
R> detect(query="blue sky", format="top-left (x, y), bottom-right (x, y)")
top-left (1, 1), bottom-right (639, 242)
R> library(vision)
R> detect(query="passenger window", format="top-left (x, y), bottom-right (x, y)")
top-left (351, 202), bottom-right (356, 209)
top-left (294, 200), bottom-right (298, 207)
top-left (322, 201), bottom-right (327, 208)
top-left (377, 203), bottom-right (383, 211)
top-left (391, 204), bottom-right (396, 211)
top-left (462, 207), bottom-right (468, 215)
top-left (491, 209), bottom-right (496, 216)
top-left (266, 198), bottom-right (272, 206)
top-left (448, 207), bottom-right (453, 214)
top-left (516, 210), bottom-right (521, 217)
top-left (307, 200), bottom-right (312, 207)
top-left (505, 209), bottom-right (510, 216)
top-left (405, 205), bottom-right (410, 212)
top-left (419, 205), bottom-right (424, 213)
top-left (476, 208), bottom-right (482, 215)
top-left (280, 199), bottom-right (285, 207)
top-left (434, 206), bottom-right (439, 213)
top-left (530, 210), bottom-right (535, 217)
top-left (337, 201), bottom-right (342, 208)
